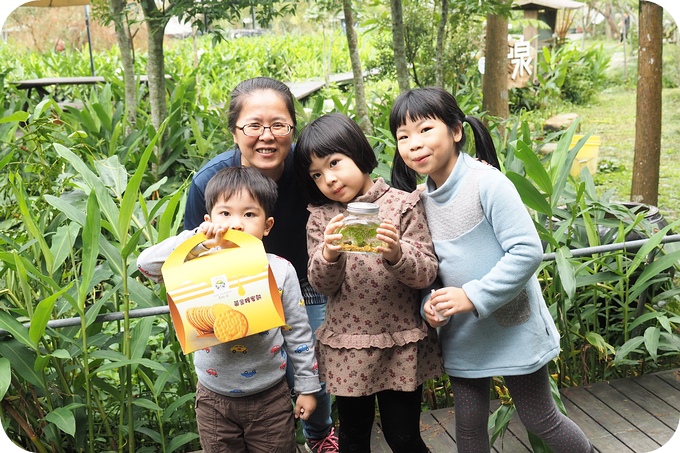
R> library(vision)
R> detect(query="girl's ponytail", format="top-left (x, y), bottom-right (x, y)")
top-left (464, 115), bottom-right (500, 170)
top-left (390, 153), bottom-right (418, 192)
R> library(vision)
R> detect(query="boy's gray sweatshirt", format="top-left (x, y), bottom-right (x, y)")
top-left (137, 229), bottom-right (321, 397)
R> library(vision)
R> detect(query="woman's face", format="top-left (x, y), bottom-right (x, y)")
top-left (232, 89), bottom-right (294, 181)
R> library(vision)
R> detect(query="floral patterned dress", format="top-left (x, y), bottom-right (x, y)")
top-left (306, 178), bottom-right (442, 396)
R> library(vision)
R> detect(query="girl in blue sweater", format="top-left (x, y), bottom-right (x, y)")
top-left (389, 87), bottom-right (593, 453)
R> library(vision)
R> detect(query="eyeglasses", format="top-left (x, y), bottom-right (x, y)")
top-left (236, 123), bottom-right (293, 137)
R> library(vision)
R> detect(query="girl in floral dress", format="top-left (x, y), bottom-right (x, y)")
top-left (294, 112), bottom-right (442, 453)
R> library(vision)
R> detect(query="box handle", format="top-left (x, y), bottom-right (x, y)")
top-left (164, 229), bottom-right (262, 268)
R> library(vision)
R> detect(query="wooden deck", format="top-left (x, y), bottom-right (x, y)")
top-left (297, 369), bottom-right (680, 452)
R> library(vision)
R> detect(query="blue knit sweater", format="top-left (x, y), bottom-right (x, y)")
top-left (422, 152), bottom-right (560, 378)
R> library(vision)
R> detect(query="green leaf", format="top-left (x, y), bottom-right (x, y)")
top-left (506, 172), bottom-right (552, 216)
top-left (78, 191), bottom-right (101, 308)
top-left (643, 326), bottom-right (660, 362)
top-left (93, 358), bottom-right (167, 374)
top-left (167, 433), bottom-right (200, 453)
top-left (629, 311), bottom-right (663, 331)
top-left (49, 223), bottom-right (81, 275)
top-left (0, 311), bottom-right (36, 350)
top-left (132, 398), bottom-right (163, 412)
top-left (131, 317), bottom-right (154, 364)
top-left (44, 194), bottom-right (87, 226)
top-left (629, 250), bottom-right (680, 300)
top-left (555, 247), bottom-right (576, 300)
top-left (162, 393), bottom-right (196, 422)
top-left (584, 331), bottom-right (615, 357)
top-left (0, 341), bottom-right (44, 389)
top-left (54, 143), bottom-right (120, 240)
top-left (29, 283), bottom-right (73, 345)
top-left (95, 156), bottom-right (127, 199)
top-left (136, 426), bottom-right (162, 444)
top-left (0, 358), bottom-right (11, 399)
top-left (0, 111), bottom-right (29, 123)
top-left (0, 149), bottom-right (14, 171)
top-left (43, 407), bottom-right (76, 437)
top-left (118, 118), bottom-right (166, 244)
top-left (514, 141), bottom-right (552, 195)
top-left (614, 337), bottom-right (645, 366)
top-left (10, 176), bottom-right (54, 274)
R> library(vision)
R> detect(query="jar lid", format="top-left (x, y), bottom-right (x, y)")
top-left (347, 202), bottom-right (379, 214)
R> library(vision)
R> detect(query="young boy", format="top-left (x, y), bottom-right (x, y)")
top-left (137, 166), bottom-right (319, 452)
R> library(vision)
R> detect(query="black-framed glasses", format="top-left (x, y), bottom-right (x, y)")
top-left (236, 123), bottom-right (293, 137)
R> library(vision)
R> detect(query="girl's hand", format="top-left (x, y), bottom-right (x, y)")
top-left (376, 221), bottom-right (402, 265)
top-left (322, 214), bottom-right (345, 262)
top-left (423, 298), bottom-right (448, 327)
top-left (430, 287), bottom-right (476, 317)
top-left (295, 394), bottom-right (317, 421)
top-left (198, 221), bottom-right (227, 249)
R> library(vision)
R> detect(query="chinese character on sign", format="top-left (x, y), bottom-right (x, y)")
top-left (507, 36), bottom-right (533, 80)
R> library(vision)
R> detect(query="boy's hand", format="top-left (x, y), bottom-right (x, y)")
top-left (322, 214), bottom-right (344, 263)
top-left (376, 221), bottom-right (402, 265)
top-left (198, 221), bottom-right (227, 249)
top-left (295, 394), bottom-right (317, 421)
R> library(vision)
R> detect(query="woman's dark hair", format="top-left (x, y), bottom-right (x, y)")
top-left (205, 166), bottom-right (278, 218)
top-left (227, 77), bottom-right (297, 133)
top-left (389, 86), bottom-right (500, 191)
top-left (294, 112), bottom-right (378, 205)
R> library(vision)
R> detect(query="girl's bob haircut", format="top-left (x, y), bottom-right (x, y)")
top-left (294, 113), bottom-right (378, 205)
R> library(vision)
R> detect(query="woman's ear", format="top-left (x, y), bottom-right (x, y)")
top-left (263, 217), bottom-right (275, 237)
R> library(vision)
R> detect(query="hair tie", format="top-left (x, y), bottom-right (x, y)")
top-left (463, 115), bottom-right (469, 123)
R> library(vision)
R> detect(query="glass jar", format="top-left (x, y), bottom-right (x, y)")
top-left (336, 202), bottom-right (383, 254)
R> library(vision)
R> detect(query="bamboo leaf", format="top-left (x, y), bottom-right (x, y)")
top-left (556, 247), bottom-right (576, 300)
top-left (0, 150), bottom-right (14, 171)
top-left (54, 143), bottom-right (120, 239)
top-left (506, 172), bottom-right (552, 216)
top-left (136, 427), bottom-right (162, 444)
top-left (628, 221), bottom-right (679, 275)
top-left (629, 311), bottom-right (663, 331)
top-left (0, 358), bottom-right (11, 399)
top-left (0, 311), bottom-right (36, 350)
top-left (158, 184), bottom-right (188, 241)
top-left (132, 397), bottom-right (163, 412)
top-left (614, 337), bottom-right (645, 365)
top-left (10, 176), bottom-right (54, 274)
top-left (131, 317), bottom-right (154, 364)
top-left (162, 392), bottom-right (196, 422)
top-left (584, 331), bottom-right (615, 357)
top-left (44, 194), bottom-right (87, 226)
top-left (514, 141), bottom-right (552, 195)
top-left (629, 250), bottom-right (680, 300)
top-left (95, 156), bottom-right (127, 199)
top-left (643, 326), bottom-right (660, 361)
top-left (0, 111), bottom-right (29, 123)
top-left (43, 407), bottom-right (76, 437)
top-left (78, 191), bottom-right (101, 308)
top-left (29, 283), bottom-right (73, 346)
top-left (0, 341), bottom-right (43, 389)
top-left (167, 433), bottom-right (200, 453)
top-left (49, 224), bottom-right (81, 275)
top-left (93, 358), bottom-right (167, 374)
top-left (118, 119), bottom-right (166, 244)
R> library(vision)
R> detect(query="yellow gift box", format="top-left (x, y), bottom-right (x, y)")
top-left (161, 229), bottom-right (286, 354)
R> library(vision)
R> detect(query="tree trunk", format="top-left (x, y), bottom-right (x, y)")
top-left (631, 1), bottom-right (663, 205)
top-left (109, 0), bottom-right (137, 130)
top-left (390, 0), bottom-right (410, 92)
top-left (342, 0), bottom-right (372, 135)
top-left (482, 7), bottom-right (509, 124)
top-left (139, 0), bottom-right (169, 179)
top-left (435, 0), bottom-right (449, 88)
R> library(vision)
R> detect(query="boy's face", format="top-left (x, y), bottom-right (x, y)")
top-left (206, 190), bottom-right (274, 240)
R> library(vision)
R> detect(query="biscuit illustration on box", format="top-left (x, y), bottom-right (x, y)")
top-left (161, 230), bottom-right (286, 353)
